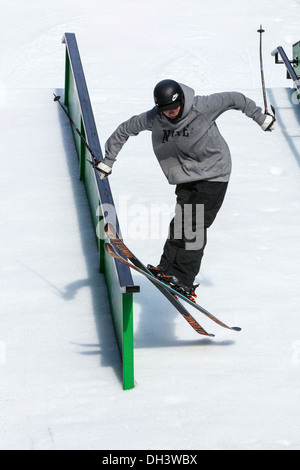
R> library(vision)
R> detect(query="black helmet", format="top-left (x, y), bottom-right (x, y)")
top-left (154, 79), bottom-right (184, 111)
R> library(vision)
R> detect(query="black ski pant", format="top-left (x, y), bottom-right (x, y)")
top-left (159, 180), bottom-right (228, 287)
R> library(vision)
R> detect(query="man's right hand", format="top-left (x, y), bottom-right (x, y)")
top-left (96, 162), bottom-right (112, 180)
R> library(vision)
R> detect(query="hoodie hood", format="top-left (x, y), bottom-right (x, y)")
top-left (178, 83), bottom-right (195, 120)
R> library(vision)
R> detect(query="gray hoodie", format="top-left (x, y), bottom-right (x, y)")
top-left (104, 84), bottom-right (266, 184)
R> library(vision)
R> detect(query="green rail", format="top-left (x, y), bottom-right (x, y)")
top-left (62, 33), bottom-right (139, 390)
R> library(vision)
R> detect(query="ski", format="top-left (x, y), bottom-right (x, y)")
top-left (105, 223), bottom-right (241, 333)
top-left (105, 242), bottom-right (214, 337)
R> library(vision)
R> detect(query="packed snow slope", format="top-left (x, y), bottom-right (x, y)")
top-left (1, 0), bottom-right (300, 450)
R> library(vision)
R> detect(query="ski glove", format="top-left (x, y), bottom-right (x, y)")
top-left (96, 162), bottom-right (112, 180)
top-left (261, 113), bottom-right (276, 132)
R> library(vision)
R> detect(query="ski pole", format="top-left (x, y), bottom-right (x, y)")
top-left (53, 93), bottom-right (100, 167)
top-left (257, 25), bottom-right (268, 113)
top-left (257, 25), bottom-right (275, 117)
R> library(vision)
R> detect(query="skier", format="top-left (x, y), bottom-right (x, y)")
top-left (97, 79), bottom-right (275, 300)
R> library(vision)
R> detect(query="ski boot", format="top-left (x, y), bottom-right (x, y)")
top-left (147, 264), bottom-right (166, 278)
top-left (161, 275), bottom-right (198, 302)
top-left (148, 266), bottom-right (199, 303)
top-left (175, 282), bottom-right (199, 303)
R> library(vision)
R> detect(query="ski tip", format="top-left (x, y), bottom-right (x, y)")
top-left (104, 242), bottom-right (113, 252)
top-left (104, 222), bottom-right (118, 238)
top-left (201, 332), bottom-right (215, 338)
top-left (232, 327), bottom-right (242, 332)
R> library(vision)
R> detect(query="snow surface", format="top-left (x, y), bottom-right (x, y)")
top-left (1, 0), bottom-right (300, 451)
